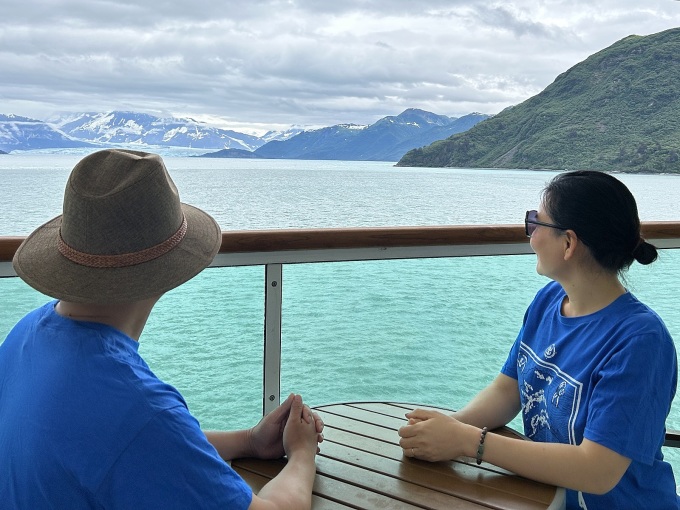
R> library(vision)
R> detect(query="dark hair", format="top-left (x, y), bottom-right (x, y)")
top-left (542, 170), bottom-right (657, 273)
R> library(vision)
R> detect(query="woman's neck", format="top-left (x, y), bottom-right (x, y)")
top-left (560, 272), bottom-right (626, 317)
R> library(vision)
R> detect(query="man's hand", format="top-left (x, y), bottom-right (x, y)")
top-left (282, 394), bottom-right (320, 460)
top-left (247, 394), bottom-right (324, 459)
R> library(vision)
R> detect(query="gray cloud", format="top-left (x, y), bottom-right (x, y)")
top-left (1, 0), bottom-right (679, 133)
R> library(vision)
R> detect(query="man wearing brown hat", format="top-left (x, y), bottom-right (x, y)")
top-left (0, 149), bottom-right (322, 509)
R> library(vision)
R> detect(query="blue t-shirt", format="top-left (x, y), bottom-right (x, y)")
top-left (0, 301), bottom-right (253, 509)
top-left (502, 281), bottom-right (678, 509)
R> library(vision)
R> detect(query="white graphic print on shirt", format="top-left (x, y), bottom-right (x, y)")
top-left (517, 342), bottom-right (584, 445)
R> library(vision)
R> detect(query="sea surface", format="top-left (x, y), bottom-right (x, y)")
top-left (2, 153), bottom-right (680, 476)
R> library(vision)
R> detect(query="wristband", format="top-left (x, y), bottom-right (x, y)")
top-left (476, 427), bottom-right (488, 465)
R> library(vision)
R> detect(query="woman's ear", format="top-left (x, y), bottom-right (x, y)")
top-left (562, 230), bottom-right (578, 260)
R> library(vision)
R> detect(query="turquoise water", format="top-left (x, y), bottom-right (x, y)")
top-left (2, 154), bottom-right (680, 474)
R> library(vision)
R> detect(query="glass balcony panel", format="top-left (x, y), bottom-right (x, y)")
top-left (1, 266), bottom-right (266, 433)
top-left (3, 249), bottom-right (680, 476)
top-left (281, 255), bottom-right (545, 409)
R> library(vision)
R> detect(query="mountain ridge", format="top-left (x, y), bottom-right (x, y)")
top-left (397, 28), bottom-right (680, 173)
top-left (250, 109), bottom-right (489, 161)
top-left (0, 109), bottom-right (489, 162)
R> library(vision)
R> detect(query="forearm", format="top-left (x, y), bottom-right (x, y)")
top-left (452, 374), bottom-right (521, 429)
top-left (461, 425), bottom-right (630, 494)
top-left (207, 431), bottom-right (316, 509)
top-left (253, 451), bottom-right (316, 510)
top-left (204, 429), bottom-right (252, 461)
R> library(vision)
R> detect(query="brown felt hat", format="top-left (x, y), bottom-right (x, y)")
top-left (13, 149), bottom-right (222, 303)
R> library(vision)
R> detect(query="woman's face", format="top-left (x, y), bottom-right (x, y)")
top-left (529, 207), bottom-right (566, 278)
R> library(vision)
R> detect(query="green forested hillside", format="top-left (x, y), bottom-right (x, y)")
top-left (397, 28), bottom-right (680, 173)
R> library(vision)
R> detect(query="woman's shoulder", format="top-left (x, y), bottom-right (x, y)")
top-left (617, 293), bottom-right (670, 329)
top-left (607, 294), bottom-right (676, 355)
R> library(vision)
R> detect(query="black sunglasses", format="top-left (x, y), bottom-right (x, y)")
top-left (525, 210), bottom-right (567, 237)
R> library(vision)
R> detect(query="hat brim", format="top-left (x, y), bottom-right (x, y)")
top-left (13, 204), bottom-right (222, 304)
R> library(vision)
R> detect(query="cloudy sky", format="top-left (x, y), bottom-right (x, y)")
top-left (2, 0), bottom-right (680, 134)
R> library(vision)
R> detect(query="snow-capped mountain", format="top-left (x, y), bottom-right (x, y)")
top-left (0, 109), bottom-right (490, 159)
top-left (0, 114), bottom-right (95, 152)
top-left (51, 111), bottom-right (265, 151)
top-left (259, 127), bottom-right (305, 144)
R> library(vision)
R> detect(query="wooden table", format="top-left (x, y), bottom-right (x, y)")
top-left (232, 402), bottom-right (566, 509)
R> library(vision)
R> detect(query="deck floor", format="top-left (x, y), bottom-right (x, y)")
top-left (232, 402), bottom-right (564, 510)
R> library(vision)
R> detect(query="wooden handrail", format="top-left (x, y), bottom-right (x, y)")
top-left (219, 224), bottom-right (527, 253)
top-left (0, 237), bottom-right (23, 263)
top-left (2, 221), bottom-right (679, 262)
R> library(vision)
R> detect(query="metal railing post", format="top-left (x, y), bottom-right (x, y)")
top-left (263, 263), bottom-right (283, 416)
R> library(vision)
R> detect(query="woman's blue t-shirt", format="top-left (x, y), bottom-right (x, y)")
top-left (502, 281), bottom-right (678, 509)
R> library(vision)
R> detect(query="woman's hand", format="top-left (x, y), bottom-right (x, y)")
top-left (398, 409), bottom-right (475, 462)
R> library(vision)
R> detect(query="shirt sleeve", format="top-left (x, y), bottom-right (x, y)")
top-left (97, 406), bottom-right (253, 510)
top-left (501, 329), bottom-right (522, 380)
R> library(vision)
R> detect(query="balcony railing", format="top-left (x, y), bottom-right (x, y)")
top-left (3, 222), bottom-right (680, 427)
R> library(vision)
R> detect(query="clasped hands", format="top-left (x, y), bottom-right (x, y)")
top-left (247, 393), bottom-right (324, 461)
top-left (398, 409), bottom-right (473, 462)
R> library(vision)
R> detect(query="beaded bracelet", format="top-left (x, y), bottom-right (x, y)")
top-left (476, 426), bottom-right (488, 465)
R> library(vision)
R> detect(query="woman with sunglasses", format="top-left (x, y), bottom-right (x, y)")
top-left (399, 170), bottom-right (678, 509)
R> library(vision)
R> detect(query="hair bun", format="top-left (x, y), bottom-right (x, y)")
top-left (632, 239), bottom-right (658, 265)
